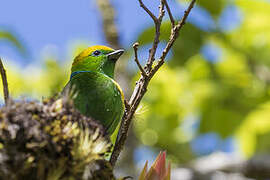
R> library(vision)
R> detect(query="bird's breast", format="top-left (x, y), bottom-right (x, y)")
top-left (67, 71), bottom-right (124, 134)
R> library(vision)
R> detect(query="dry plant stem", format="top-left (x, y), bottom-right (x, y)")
top-left (110, 0), bottom-right (196, 166)
top-left (0, 58), bottom-right (9, 105)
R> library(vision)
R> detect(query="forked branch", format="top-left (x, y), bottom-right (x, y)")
top-left (110, 0), bottom-right (196, 166)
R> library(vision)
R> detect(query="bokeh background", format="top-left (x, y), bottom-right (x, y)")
top-left (1, 0), bottom-right (270, 179)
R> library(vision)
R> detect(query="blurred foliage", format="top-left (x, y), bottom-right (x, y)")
top-left (0, 29), bottom-right (27, 55)
top-left (133, 0), bottom-right (270, 162)
top-left (0, 59), bottom-right (69, 99)
top-left (1, 0), bottom-right (270, 169)
top-left (181, 0), bottom-right (226, 17)
top-left (137, 22), bottom-right (206, 66)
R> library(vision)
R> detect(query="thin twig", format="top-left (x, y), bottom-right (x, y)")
top-left (0, 58), bottom-right (10, 105)
top-left (145, 0), bottom-right (165, 73)
top-left (158, 0), bottom-right (165, 21)
top-left (150, 0), bottom-right (196, 76)
top-left (164, 0), bottom-right (175, 27)
top-left (177, 0), bottom-right (196, 30)
top-left (133, 43), bottom-right (147, 77)
top-left (138, 0), bottom-right (158, 23)
top-left (110, 0), bottom-right (196, 166)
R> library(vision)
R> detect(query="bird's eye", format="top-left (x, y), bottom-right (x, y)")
top-left (92, 50), bottom-right (101, 56)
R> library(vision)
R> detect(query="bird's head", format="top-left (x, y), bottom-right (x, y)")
top-left (71, 45), bottom-right (124, 78)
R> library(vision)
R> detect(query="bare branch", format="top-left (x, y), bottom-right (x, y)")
top-left (0, 58), bottom-right (10, 105)
top-left (158, 0), bottom-right (165, 21)
top-left (145, 0), bottom-right (165, 73)
top-left (164, 0), bottom-right (175, 27)
top-left (110, 0), bottom-right (196, 166)
top-left (150, 0), bottom-right (196, 77)
top-left (177, 0), bottom-right (196, 30)
top-left (138, 0), bottom-right (158, 23)
top-left (133, 43), bottom-right (147, 77)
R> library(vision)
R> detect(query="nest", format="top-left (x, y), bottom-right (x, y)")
top-left (0, 98), bottom-right (114, 180)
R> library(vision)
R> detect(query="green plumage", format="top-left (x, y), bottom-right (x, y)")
top-left (64, 45), bottom-right (124, 134)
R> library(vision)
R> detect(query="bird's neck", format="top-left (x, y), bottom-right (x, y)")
top-left (70, 70), bottom-right (114, 80)
top-left (70, 71), bottom-right (93, 79)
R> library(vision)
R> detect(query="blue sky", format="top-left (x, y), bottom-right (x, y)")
top-left (0, 0), bottom-right (171, 66)
top-left (0, 0), bottom-right (216, 67)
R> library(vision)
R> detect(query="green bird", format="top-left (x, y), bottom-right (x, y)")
top-left (64, 45), bottom-right (125, 134)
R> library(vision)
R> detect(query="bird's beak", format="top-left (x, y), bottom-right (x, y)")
top-left (107, 49), bottom-right (124, 61)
